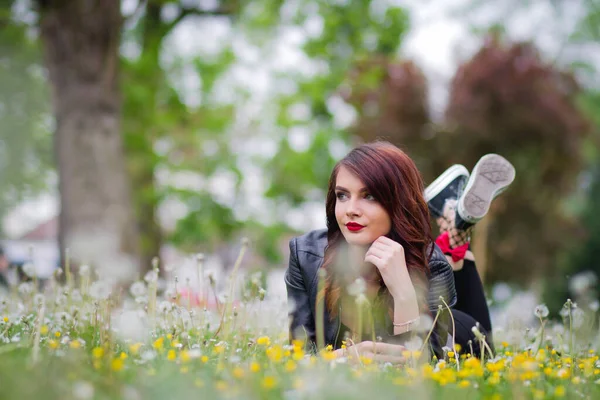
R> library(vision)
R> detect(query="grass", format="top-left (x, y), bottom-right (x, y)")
top-left (1, 249), bottom-right (600, 399)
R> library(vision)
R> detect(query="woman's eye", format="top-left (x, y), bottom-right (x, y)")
top-left (365, 193), bottom-right (375, 201)
top-left (336, 192), bottom-right (348, 200)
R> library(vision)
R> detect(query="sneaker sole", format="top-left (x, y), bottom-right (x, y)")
top-left (424, 164), bottom-right (470, 202)
top-left (458, 154), bottom-right (516, 221)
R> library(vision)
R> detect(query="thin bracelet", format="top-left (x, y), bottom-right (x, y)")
top-left (393, 317), bottom-right (419, 328)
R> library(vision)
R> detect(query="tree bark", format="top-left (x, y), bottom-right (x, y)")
top-left (37, 0), bottom-right (140, 276)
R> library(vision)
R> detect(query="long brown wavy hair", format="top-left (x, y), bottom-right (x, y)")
top-left (322, 141), bottom-right (434, 319)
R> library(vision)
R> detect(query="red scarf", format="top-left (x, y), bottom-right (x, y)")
top-left (435, 231), bottom-right (469, 262)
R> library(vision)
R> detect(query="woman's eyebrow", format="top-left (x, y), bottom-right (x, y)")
top-left (335, 186), bottom-right (368, 192)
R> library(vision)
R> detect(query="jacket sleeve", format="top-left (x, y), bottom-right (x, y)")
top-left (284, 237), bottom-right (316, 345)
top-left (427, 258), bottom-right (457, 311)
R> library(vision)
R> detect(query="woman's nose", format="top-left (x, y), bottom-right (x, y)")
top-left (345, 199), bottom-right (362, 217)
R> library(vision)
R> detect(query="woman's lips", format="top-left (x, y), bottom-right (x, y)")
top-left (346, 222), bottom-right (365, 232)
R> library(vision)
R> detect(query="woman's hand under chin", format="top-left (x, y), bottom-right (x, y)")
top-left (364, 236), bottom-right (416, 301)
top-left (364, 236), bottom-right (420, 332)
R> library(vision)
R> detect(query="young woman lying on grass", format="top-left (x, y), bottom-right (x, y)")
top-left (285, 141), bottom-right (515, 363)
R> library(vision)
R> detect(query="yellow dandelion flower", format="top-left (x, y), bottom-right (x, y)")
top-left (69, 340), bottom-right (81, 349)
top-left (48, 339), bottom-right (58, 349)
top-left (2, 317), bottom-right (8, 323)
top-left (448, 351), bottom-right (455, 358)
top-left (392, 377), bottom-right (406, 386)
top-left (129, 343), bottom-right (142, 354)
top-left (557, 368), bottom-right (570, 379)
top-left (171, 340), bottom-right (180, 348)
top-left (256, 336), bottom-right (271, 346)
top-left (111, 358), bottom-right (124, 372)
top-left (200, 355), bottom-right (209, 363)
top-left (167, 350), bottom-right (176, 361)
top-left (120, 352), bottom-right (127, 360)
top-left (458, 380), bottom-right (470, 388)
top-left (250, 361), bottom-right (261, 372)
top-left (572, 377), bottom-right (581, 385)
top-left (92, 347), bottom-right (104, 358)
top-left (554, 386), bottom-right (566, 397)
top-left (213, 344), bottom-right (225, 354)
top-left (285, 360), bottom-right (297, 372)
top-left (40, 325), bottom-right (48, 335)
top-left (232, 367), bottom-right (245, 379)
top-left (321, 350), bottom-right (336, 362)
top-left (360, 356), bottom-right (373, 365)
top-left (54, 331), bottom-right (61, 338)
top-left (262, 376), bottom-right (277, 389)
top-left (153, 337), bottom-right (164, 351)
top-left (266, 345), bottom-right (283, 362)
top-left (166, 333), bottom-right (173, 340)
top-left (180, 350), bottom-right (190, 363)
top-left (533, 389), bottom-right (545, 399)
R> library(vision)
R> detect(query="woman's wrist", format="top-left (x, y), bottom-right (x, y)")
top-left (392, 294), bottom-right (420, 335)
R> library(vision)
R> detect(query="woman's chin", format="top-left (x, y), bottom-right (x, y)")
top-left (343, 232), bottom-right (373, 246)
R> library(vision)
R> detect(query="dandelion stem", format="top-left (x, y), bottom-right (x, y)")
top-left (439, 296), bottom-right (460, 371)
top-left (31, 303), bottom-right (45, 365)
top-left (419, 306), bottom-right (442, 355)
top-left (316, 269), bottom-right (327, 350)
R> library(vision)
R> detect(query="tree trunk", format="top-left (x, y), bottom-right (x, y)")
top-left (37, 0), bottom-right (140, 277)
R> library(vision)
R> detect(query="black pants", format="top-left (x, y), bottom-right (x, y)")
top-left (449, 259), bottom-right (494, 356)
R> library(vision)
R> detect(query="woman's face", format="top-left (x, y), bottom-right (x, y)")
top-left (334, 166), bottom-right (392, 246)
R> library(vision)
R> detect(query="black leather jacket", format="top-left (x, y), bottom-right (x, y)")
top-left (285, 229), bottom-right (457, 355)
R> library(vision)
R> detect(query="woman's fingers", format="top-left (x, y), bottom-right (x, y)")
top-left (365, 246), bottom-right (385, 259)
top-left (349, 341), bottom-right (406, 356)
top-left (354, 352), bottom-right (406, 365)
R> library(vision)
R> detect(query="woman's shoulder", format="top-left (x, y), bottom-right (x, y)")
top-left (291, 229), bottom-right (327, 259)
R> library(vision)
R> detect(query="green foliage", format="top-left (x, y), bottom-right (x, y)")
top-left (0, 13), bottom-right (52, 229)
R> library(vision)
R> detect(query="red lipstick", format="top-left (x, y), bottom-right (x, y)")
top-left (346, 222), bottom-right (365, 232)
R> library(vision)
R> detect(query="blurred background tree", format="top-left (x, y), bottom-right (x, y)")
top-left (1, 0), bottom-right (600, 296)
top-left (0, 7), bottom-right (52, 234)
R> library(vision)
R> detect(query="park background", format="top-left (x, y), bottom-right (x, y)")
top-left (2, 0), bottom-right (600, 323)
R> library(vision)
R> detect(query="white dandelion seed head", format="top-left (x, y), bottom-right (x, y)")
top-left (129, 281), bottom-right (147, 298)
top-left (534, 304), bottom-right (549, 319)
top-left (113, 309), bottom-right (149, 344)
top-left (416, 314), bottom-right (434, 333)
top-left (122, 386), bottom-right (141, 400)
top-left (72, 381), bottom-right (94, 400)
top-left (79, 264), bottom-right (90, 277)
top-left (22, 262), bottom-right (36, 278)
top-left (33, 294), bottom-right (45, 307)
top-left (572, 308), bottom-right (586, 329)
top-left (71, 290), bottom-right (83, 302)
top-left (89, 281), bottom-right (112, 301)
top-left (346, 278), bottom-right (366, 297)
top-left (18, 282), bottom-right (34, 296)
top-left (158, 301), bottom-right (173, 314)
top-left (569, 271), bottom-right (597, 296)
top-left (163, 263), bottom-right (174, 273)
top-left (590, 300), bottom-right (600, 312)
top-left (492, 282), bottom-right (512, 303)
top-left (144, 270), bottom-right (158, 284)
top-left (405, 335), bottom-right (423, 351)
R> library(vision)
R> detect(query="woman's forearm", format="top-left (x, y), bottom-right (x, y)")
top-left (392, 289), bottom-right (420, 335)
